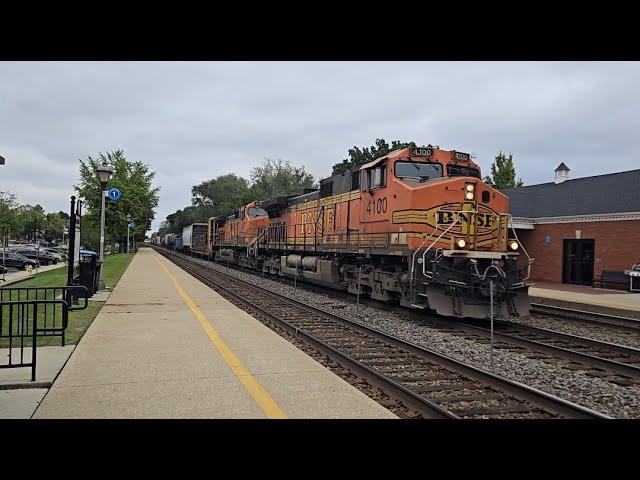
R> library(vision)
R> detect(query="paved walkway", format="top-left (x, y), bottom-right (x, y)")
top-left (530, 281), bottom-right (640, 313)
top-left (0, 262), bottom-right (66, 287)
top-left (33, 249), bottom-right (395, 419)
top-left (0, 346), bottom-right (75, 419)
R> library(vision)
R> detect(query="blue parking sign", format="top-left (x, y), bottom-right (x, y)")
top-left (107, 188), bottom-right (122, 201)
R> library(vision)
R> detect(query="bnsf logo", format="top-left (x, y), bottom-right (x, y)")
top-left (437, 210), bottom-right (495, 228)
top-left (411, 147), bottom-right (433, 156)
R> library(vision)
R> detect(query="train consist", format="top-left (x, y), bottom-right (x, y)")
top-left (155, 145), bottom-right (533, 319)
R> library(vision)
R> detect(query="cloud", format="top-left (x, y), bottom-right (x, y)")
top-left (1, 61), bottom-right (640, 231)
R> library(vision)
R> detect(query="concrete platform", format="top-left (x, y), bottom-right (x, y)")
top-left (530, 281), bottom-right (640, 316)
top-left (33, 249), bottom-right (396, 419)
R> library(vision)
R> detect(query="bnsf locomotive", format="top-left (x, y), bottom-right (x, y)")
top-left (187, 145), bottom-right (533, 319)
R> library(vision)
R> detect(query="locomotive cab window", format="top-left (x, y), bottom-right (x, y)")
top-left (362, 164), bottom-right (387, 191)
top-left (395, 162), bottom-right (442, 182)
top-left (247, 207), bottom-right (267, 218)
top-left (447, 164), bottom-right (480, 179)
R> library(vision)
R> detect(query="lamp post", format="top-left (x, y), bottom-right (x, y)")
top-left (126, 214), bottom-right (131, 254)
top-left (1, 157), bottom-right (5, 281)
top-left (96, 161), bottom-right (113, 290)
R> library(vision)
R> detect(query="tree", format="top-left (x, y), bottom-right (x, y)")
top-left (16, 204), bottom-right (46, 240)
top-left (249, 158), bottom-right (316, 200)
top-left (484, 151), bottom-right (524, 189)
top-left (191, 173), bottom-right (252, 217)
top-left (75, 150), bottom-right (160, 252)
top-left (43, 212), bottom-right (67, 243)
top-left (0, 192), bottom-right (20, 236)
top-left (331, 138), bottom-right (417, 175)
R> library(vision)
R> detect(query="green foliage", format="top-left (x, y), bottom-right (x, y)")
top-left (1, 192), bottom-right (69, 243)
top-left (331, 138), bottom-right (417, 175)
top-left (249, 158), bottom-right (316, 200)
top-left (75, 150), bottom-right (160, 251)
top-left (483, 151), bottom-right (524, 189)
top-left (192, 173), bottom-right (252, 215)
top-left (159, 158), bottom-right (317, 235)
top-left (0, 191), bottom-right (20, 232)
top-left (43, 212), bottom-right (66, 242)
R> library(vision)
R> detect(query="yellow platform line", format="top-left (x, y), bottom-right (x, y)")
top-left (155, 256), bottom-right (287, 419)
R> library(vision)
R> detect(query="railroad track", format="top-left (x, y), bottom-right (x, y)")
top-left (418, 317), bottom-right (640, 387)
top-left (155, 247), bottom-right (607, 419)
top-left (530, 303), bottom-right (640, 333)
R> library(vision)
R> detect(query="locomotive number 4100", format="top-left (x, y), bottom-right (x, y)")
top-left (367, 197), bottom-right (387, 215)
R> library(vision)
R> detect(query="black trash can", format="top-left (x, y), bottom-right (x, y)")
top-left (78, 250), bottom-right (98, 297)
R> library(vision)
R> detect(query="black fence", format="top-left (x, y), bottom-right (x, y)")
top-left (0, 285), bottom-right (88, 381)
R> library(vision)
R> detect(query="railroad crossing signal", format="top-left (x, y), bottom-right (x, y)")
top-left (107, 188), bottom-right (122, 201)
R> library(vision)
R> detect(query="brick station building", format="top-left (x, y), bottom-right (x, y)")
top-left (504, 164), bottom-right (640, 286)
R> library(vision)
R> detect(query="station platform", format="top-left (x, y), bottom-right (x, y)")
top-left (530, 282), bottom-right (640, 317)
top-left (33, 248), bottom-right (395, 419)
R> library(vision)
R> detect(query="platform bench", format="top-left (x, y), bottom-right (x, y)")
top-left (593, 270), bottom-right (629, 289)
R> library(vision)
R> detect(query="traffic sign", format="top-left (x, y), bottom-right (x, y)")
top-left (107, 188), bottom-right (122, 201)
top-left (128, 223), bottom-right (136, 228)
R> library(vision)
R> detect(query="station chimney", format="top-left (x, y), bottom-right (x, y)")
top-left (554, 162), bottom-right (570, 184)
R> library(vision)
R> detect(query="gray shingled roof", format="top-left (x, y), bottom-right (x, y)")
top-left (503, 169), bottom-right (640, 218)
top-left (555, 162), bottom-right (570, 172)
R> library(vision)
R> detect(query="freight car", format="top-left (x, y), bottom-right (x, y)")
top-left (175, 235), bottom-right (183, 251)
top-left (162, 233), bottom-right (176, 249)
top-left (200, 145), bottom-right (533, 319)
top-left (182, 223), bottom-right (208, 255)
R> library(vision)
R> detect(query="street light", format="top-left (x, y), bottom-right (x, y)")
top-left (96, 161), bottom-right (113, 290)
top-left (1, 156), bottom-right (5, 281)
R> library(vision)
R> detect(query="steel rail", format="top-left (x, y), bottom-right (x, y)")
top-left (531, 302), bottom-right (640, 332)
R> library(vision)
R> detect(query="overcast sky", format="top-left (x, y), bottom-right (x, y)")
top-left (2, 61), bottom-right (640, 232)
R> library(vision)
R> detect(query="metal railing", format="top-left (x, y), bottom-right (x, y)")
top-left (1, 285), bottom-right (88, 381)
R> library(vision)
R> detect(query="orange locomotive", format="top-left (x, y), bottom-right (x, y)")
top-left (203, 145), bottom-right (533, 319)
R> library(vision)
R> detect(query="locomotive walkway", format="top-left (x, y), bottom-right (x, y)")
top-left (33, 248), bottom-right (394, 419)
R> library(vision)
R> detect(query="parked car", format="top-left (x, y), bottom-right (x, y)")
top-left (41, 248), bottom-right (65, 262)
top-left (14, 248), bottom-right (59, 266)
top-left (0, 252), bottom-right (39, 270)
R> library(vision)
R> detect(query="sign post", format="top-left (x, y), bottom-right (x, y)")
top-left (66, 196), bottom-right (83, 305)
top-left (490, 279), bottom-right (494, 370)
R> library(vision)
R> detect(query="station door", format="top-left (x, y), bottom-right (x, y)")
top-left (562, 239), bottom-right (595, 286)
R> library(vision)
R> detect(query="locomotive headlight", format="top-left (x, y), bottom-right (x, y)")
top-left (456, 239), bottom-right (466, 249)
top-left (464, 183), bottom-right (475, 200)
top-left (509, 240), bottom-right (519, 251)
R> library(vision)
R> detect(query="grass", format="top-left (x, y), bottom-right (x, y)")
top-left (1, 252), bottom-right (135, 347)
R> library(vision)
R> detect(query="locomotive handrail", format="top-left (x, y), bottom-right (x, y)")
top-left (410, 230), bottom-right (437, 289)
top-left (507, 214), bottom-right (534, 281)
top-left (420, 218), bottom-right (461, 277)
